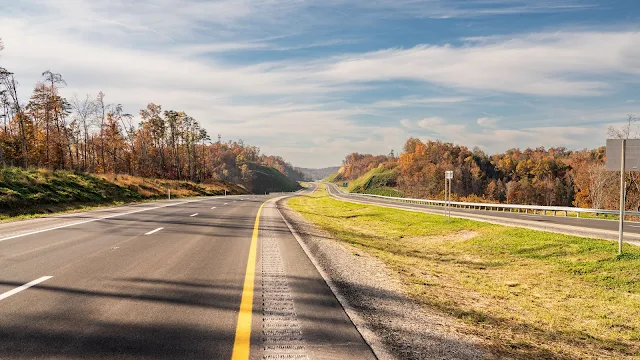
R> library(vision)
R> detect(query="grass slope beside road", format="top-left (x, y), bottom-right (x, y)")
top-left (0, 167), bottom-right (245, 220)
top-left (287, 184), bottom-right (640, 359)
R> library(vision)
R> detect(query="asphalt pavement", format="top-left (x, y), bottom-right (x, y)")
top-left (0, 190), bottom-right (375, 360)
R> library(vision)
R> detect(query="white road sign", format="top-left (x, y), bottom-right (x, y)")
top-left (606, 139), bottom-right (640, 171)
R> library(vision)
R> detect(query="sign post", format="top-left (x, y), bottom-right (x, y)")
top-left (606, 139), bottom-right (640, 255)
top-left (619, 140), bottom-right (626, 255)
top-left (445, 171), bottom-right (453, 221)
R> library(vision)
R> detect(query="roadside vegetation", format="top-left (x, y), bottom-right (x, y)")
top-left (329, 119), bottom-right (640, 213)
top-left (0, 167), bottom-right (245, 220)
top-left (288, 184), bottom-right (640, 359)
top-left (0, 44), bottom-right (303, 196)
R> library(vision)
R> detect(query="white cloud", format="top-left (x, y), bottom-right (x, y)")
top-left (417, 117), bottom-right (467, 135)
top-left (0, 1), bottom-right (635, 167)
top-left (400, 119), bottom-right (414, 129)
top-left (402, 117), bottom-right (610, 153)
top-left (477, 117), bottom-right (499, 128)
top-left (317, 31), bottom-right (640, 96)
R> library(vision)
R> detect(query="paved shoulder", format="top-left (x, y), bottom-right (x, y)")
top-left (250, 199), bottom-right (376, 360)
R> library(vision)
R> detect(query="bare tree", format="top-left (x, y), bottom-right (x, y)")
top-left (71, 94), bottom-right (97, 171)
top-left (588, 163), bottom-right (617, 209)
top-left (96, 91), bottom-right (108, 172)
top-left (608, 114), bottom-right (638, 140)
top-left (0, 67), bottom-right (28, 166)
top-left (39, 70), bottom-right (67, 167)
top-left (116, 106), bottom-right (135, 175)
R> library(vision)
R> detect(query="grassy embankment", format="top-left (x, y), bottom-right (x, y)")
top-left (0, 167), bottom-right (245, 221)
top-left (331, 165), bottom-right (404, 197)
top-left (247, 163), bottom-right (302, 193)
top-left (287, 184), bottom-right (640, 359)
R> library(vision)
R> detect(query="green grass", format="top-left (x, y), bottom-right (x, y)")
top-left (288, 184), bottom-right (640, 359)
top-left (344, 165), bottom-right (403, 198)
top-left (248, 163), bottom-right (302, 193)
top-left (0, 167), bottom-right (245, 219)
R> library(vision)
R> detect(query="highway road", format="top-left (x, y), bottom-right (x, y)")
top-left (0, 188), bottom-right (375, 360)
top-left (326, 183), bottom-right (640, 237)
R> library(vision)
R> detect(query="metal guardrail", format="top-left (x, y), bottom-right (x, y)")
top-left (343, 191), bottom-right (640, 218)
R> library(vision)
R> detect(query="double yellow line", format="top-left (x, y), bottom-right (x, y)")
top-left (231, 202), bottom-right (266, 360)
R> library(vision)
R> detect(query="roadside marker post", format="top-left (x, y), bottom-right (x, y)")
top-left (606, 138), bottom-right (640, 255)
top-left (445, 171), bottom-right (453, 221)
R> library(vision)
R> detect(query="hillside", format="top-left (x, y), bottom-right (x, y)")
top-left (246, 163), bottom-right (302, 194)
top-left (329, 138), bottom-right (622, 209)
top-left (296, 166), bottom-right (340, 181)
top-left (332, 164), bottom-right (404, 197)
top-left (0, 167), bottom-right (248, 219)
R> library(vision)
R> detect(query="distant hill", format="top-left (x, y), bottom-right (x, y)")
top-left (247, 163), bottom-right (302, 193)
top-left (296, 167), bottom-right (340, 181)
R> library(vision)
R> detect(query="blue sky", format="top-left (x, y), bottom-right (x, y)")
top-left (1, 0), bottom-right (639, 167)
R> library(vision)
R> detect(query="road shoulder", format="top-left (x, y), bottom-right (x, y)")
top-left (277, 197), bottom-right (485, 360)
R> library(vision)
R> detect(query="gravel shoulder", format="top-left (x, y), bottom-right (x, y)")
top-left (277, 197), bottom-right (486, 360)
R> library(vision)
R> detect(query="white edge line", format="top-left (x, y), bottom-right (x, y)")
top-left (0, 198), bottom-right (210, 243)
top-left (211, 207), bottom-right (217, 209)
top-left (275, 198), bottom-right (394, 360)
top-left (144, 227), bottom-right (164, 235)
top-left (0, 276), bottom-right (53, 301)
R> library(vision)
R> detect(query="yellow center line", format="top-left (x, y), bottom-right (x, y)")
top-left (231, 201), bottom-right (266, 360)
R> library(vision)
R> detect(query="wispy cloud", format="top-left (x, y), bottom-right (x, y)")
top-left (354, 0), bottom-right (596, 19)
top-left (477, 117), bottom-right (500, 128)
top-left (370, 96), bottom-right (471, 109)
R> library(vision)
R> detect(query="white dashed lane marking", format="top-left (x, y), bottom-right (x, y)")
top-left (0, 276), bottom-right (53, 302)
top-left (145, 227), bottom-right (164, 235)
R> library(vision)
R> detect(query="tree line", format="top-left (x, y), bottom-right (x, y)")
top-left (335, 123), bottom-right (640, 211)
top-left (0, 38), bottom-right (304, 188)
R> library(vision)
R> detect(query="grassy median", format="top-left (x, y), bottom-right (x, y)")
top-left (287, 184), bottom-right (640, 359)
